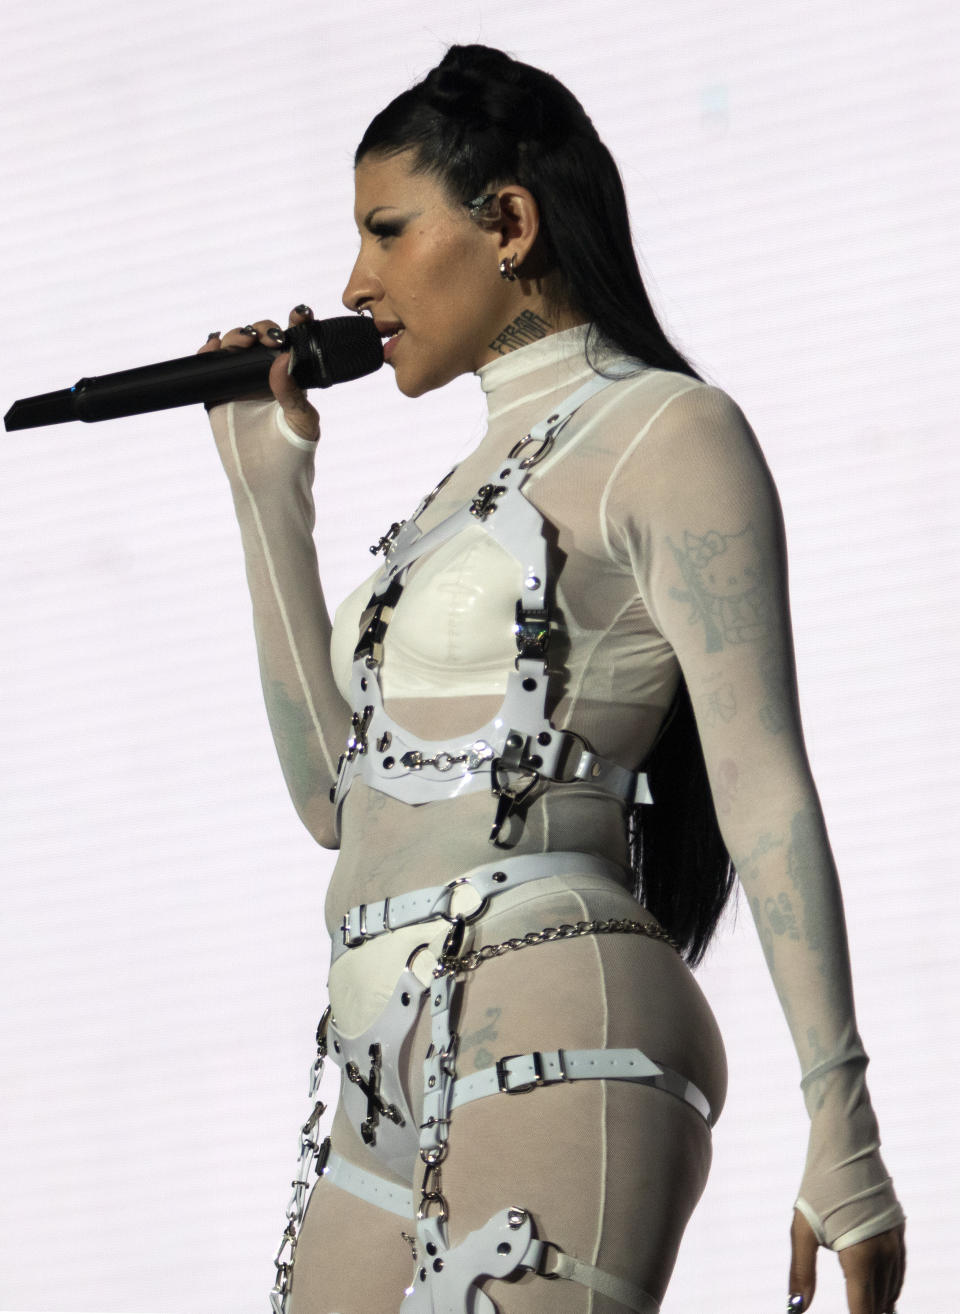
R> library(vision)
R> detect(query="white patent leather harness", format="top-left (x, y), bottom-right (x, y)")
top-left (329, 362), bottom-right (653, 844)
top-left (270, 365), bottom-right (711, 1314)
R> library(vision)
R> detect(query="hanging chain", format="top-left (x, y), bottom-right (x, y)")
top-left (435, 915), bottom-right (680, 977)
top-left (269, 1007), bottom-right (331, 1314)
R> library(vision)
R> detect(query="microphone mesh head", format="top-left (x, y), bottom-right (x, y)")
top-left (288, 316), bottom-right (384, 389)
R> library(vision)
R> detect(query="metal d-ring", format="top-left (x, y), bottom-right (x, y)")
top-left (442, 877), bottom-right (488, 923)
top-left (508, 431), bottom-right (555, 468)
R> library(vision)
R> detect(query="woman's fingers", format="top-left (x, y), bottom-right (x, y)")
top-left (267, 349), bottom-right (319, 440)
top-left (222, 319), bottom-right (282, 350)
top-left (270, 306), bottom-right (320, 440)
top-left (788, 1209), bottom-right (819, 1310)
top-left (288, 303), bottom-right (313, 327)
top-left (837, 1225), bottom-right (905, 1314)
top-left (195, 309), bottom-right (320, 440)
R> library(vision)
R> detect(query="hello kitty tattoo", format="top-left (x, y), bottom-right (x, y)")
top-left (667, 526), bottom-right (769, 652)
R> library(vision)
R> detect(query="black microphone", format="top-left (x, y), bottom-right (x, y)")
top-left (3, 315), bottom-right (384, 431)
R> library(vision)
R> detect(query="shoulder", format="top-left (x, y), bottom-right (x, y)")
top-left (599, 370), bottom-right (780, 562)
top-left (600, 367), bottom-right (750, 442)
top-left (597, 369), bottom-right (764, 493)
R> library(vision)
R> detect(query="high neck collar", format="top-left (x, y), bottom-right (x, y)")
top-left (476, 324), bottom-right (614, 423)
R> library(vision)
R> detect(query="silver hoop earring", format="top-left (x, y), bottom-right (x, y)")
top-left (499, 254), bottom-right (519, 282)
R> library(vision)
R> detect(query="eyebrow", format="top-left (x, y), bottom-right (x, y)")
top-left (360, 205), bottom-right (423, 229)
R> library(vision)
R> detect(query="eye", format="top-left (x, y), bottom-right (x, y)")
top-left (369, 221), bottom-right (403, 244)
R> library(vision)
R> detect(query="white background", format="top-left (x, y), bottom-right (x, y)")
top-left (1, 2), bottom-right (957, 1310)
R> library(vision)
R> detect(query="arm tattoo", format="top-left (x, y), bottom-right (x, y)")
top-left (786, 807), bottom-right (826, 956)
top-left (267, 680), bottom-right (324, 814)
top-left (704, 681), bottom-right (737, 726)
top-left (667, 527), bottom-right (768, 652)
top-left (488, 309), bottom-right (553, 356)
top-left (758, 645), bottom-right (789, 735)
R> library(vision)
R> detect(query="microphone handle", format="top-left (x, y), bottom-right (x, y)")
top-left (3, 317), bottom-right (383, 431)
top-left (106, 345), bottom-right (274, 424)
top-left (4, 345), bottom-right (279, 430)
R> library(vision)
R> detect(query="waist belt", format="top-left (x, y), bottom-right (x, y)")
top-left (333, 851), bottom-right (625, 964)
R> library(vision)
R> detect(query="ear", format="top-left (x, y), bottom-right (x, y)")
top-left (492, 185), bottom-right (541, 267)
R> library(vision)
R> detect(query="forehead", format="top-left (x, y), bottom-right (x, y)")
top-left (353, 151), bottom-right (453, 218)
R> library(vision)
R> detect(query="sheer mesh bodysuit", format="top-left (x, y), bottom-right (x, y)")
top-left (210, 326), bottom-right (902, 1311)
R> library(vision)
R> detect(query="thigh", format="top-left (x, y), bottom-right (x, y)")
top-left (428, 934), bottom-right (722, 1311)
top-left (442, 1081), bottom-right (712, 1312)
top-left (288, 1165), bottom-right (414, 1314)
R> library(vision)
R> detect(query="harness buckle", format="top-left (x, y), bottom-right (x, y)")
top-left (340, 905), bottom-right (368, 948)
top-left (513, 601), bottom-right (550, 659)
top-left (496, 1051), bottom-right (545, 1094)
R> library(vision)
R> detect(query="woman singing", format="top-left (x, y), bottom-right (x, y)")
top-left (201, 43), bottom-right (905, 1314)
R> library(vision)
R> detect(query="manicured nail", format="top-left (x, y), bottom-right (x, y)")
top-left (240, 325), bottom-right (258, 336)
top-left (206, 331), bottom-right (220, 341)
top-left (266, 327), bottom-right (285, 343)
top-left (787, 1297), bottom-right (804, 1313)
top-left (293, 304), bottom-right (312, 316)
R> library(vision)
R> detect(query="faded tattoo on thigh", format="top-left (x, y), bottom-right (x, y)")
top-left (459, 1006), bottom-right (502, 1070)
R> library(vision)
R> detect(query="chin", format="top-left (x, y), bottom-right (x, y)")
top-left (392, 362), bottom-right (457, 399)
top-left (394, 373), bottom-right (432, 399)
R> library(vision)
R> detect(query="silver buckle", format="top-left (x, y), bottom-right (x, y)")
top-left (496, 1051), bottom-right (544, 1094)
top-left (340, 904), bottom-right (368, 948)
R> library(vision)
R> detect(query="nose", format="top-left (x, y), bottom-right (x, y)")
top-left (342, 251), bottom-right (381, 314)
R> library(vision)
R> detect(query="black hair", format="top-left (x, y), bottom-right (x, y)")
top-left (357, 44), bottom-right (735, 964)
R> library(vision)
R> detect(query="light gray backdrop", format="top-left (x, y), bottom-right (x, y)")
top-left (1, 2), bottom-right (956, 1310)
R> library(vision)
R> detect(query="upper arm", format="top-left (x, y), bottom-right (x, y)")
top-left (606, 385), bottom-right (814, 849)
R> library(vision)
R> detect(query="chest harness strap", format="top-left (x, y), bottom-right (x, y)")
top-left (329, 363), bottom-right (651, 842)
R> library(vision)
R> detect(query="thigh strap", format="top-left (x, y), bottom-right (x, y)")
top-left (334, 851), bottom-right (624, 962)
top-left (540, 1239), bottom-right (661, 1312)
top-left (451, 1047), bottom-right (713, 1125)
top-left (403, 1207), bottom-right (660, 1312)
top-left (319, 1166), bottom-right (664, 1308)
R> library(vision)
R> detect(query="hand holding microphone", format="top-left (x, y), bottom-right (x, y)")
top-left (3, 306), bottom-right (384, 433)
top-left (201, 305), bottom-right (325, 443)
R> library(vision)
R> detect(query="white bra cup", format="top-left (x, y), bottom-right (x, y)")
top-left (331, 523), bottom-right (523, 703)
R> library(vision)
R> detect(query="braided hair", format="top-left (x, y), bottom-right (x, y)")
top-left (356, 46), bottom-right (735, 966)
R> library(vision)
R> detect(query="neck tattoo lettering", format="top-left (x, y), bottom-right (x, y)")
top-left (488, 308), bottom-right (553, 356)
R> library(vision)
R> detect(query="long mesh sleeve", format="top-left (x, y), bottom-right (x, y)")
top-left (604, 382), bottom-right (904, 1249)
top-left (208, 398), bottom-right (350, 848)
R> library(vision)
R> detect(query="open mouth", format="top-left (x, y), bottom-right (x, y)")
top-left (376, 321), bottom-right (405, 361)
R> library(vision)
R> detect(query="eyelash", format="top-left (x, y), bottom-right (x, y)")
top-left (369, 222), bottom-right (402, 243)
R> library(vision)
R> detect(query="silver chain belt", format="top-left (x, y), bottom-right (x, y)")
top-left (438, 915), bottom-right (680, 975)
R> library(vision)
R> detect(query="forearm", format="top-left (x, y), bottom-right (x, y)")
top-left (725, 775), bottom-right (903, 1248)
top-left (211, 399), bottom-right (350, 846)
top-left (726, 779), bottom-right (857, 1076)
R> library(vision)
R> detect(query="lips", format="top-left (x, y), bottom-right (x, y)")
top-left (375, 320), bottom-right (405, 362)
